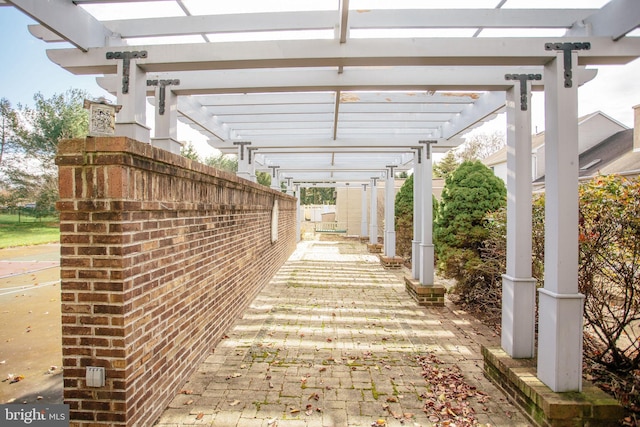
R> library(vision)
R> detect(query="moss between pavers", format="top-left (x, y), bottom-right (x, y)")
top-left (482, 346), bottom-right (624, 427)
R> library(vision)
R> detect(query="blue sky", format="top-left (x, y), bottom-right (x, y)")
top-left (0, 8), bottom-right (110, 108)
top-left (1, 4), bottom-right (639, 140)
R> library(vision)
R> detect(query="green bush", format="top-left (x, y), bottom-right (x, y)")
top-left (434, 161), bottom-right (506, 296)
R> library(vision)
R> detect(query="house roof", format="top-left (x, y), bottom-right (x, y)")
top-left (480, 111), bottom-right (626, 168)
top-left (534, 128), bottom-right (634, 183)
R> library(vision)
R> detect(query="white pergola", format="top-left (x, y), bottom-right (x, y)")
top-left (5, 0), bottom-right (640, 394)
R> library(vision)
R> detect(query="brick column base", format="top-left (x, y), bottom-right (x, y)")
top-left (482, 346), bottom-right (624, 427)
top-left (404, 276), bottom-right (446, 307)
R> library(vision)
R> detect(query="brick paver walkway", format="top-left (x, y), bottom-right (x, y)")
top-left (155, 238), bottom-right (530, 426)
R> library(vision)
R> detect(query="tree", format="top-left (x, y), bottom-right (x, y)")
top-left (4, 90), bottom-right (89, 217)
top-left (180, 142), bottom-right (201, 161)
top-left (256, 171), bottom-right (271, 187)
top-left (434, 160), bottom-right (506, 294)
top-left (395, 174), bottom-right (414, 260)
top-left (394, 174), bottom-right (441, 263)
top-left (433, 150), bottom-right (459, 179)
top-left (577, 175), bottom-right (640, 372)
top-left (300, 187), bottom-right (335, 205)
top-left (0, 98), bottom-right (19, 166)
top-left (204, 153), bottom-right (237, 172)
top-left (456, 131), bottom-right (505, 162)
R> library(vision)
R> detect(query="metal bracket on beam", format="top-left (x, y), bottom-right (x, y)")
top-left (146, 79), bottom-right (180, 115)
top-left (268, 165), bottom-right (280, 177)
top-left (418, 140), bottom-right (438, 160)
top-left (504, 74), bottom-right (542, 111)
top-left (544, 42), bottom-right (591, 88)
top-left (247, 147), bottom-right (258, 165)
top-left (413, 147), bottom-right (423, 164)
top-left (232, 141), bottom-right (252, 161)
top-left (106, 50), bottom-right (148, 94)
top-left (370, 177), bottom-right (379, 187)
top-left (386, 165), bottom-right (398, 178)
top-left (285, 177), bottom-right (293, 187)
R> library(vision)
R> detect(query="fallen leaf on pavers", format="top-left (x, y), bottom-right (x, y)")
top-left (318, 367), bottom-right (327, 372)
top-left (403, 413), bottom-right (415, 419)
top-left (180, 389), bottom-right (194, 395)
top-left (269, 381), bottom-right (274, 388)
top-left (371, 419), bottom-right (386, 426)
top-left (229, 400), bottom-right (241, 406)
top-left (267, 418), bottom-right (278, 426)
top-left (326, 338), bottom-right (333, 342)
top-left (382, 403), bottom-right (390, 411)
top-left (316, 407), bottom-right (323, 413)
top-left (305, 404), bottom-right (313, 416)
top-left (195, 412), bottom-right (204, 420)
top-left (36, 396), bottom-right (43, 400)
top-left (9, 375), bottom-right (25, 384)
top-left (240, 364), bottom-right (247, 369)
top-left (289, 408), bottom-right (300, 414)
top-left (386, 397), bottom-right (398, 403)
top-left (184, 399), bottom-right (194, 405)
top-left (225, 373), bottom-right (242, 380)
top-left (266, 374), bottom-right (272, 380)
top-left (308, 392), bottom-right (320, 401)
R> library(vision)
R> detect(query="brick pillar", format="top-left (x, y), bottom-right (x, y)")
top-left (57, 137), bottom-right (296, 426)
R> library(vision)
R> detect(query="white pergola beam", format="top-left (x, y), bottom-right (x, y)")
top-left (48, 37), bottom-right (640, 75)
top-left (567, 0), bottom-right (640, 40)
top-left (178, 97), bottom-right (230, 141)
top-left (96, 67), bottom-right (598, 96)
top-left (8, 0), bottom-right (113, 51)
top-left (441, 91), bottom-right (506, 139)
top-left (28, 9), bottom-right (599, 43)
top-left (213, 137), bottom-right (463, 151)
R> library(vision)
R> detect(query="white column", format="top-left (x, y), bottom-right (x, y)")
top-left (369, 177), bottom-right (379, 244)
top-left (235, 142), bottom-right (251, 180)
top-left (115, 59), bottom-right (150, 142)
top-left (412, 149), bottom-right (423, 280)
top-left (537, 52), bottom-right (585, 392)
top-left (150, 86), bottom-right (181, 154)
top-left (270, 167), bottom-right (281, 191)
top-left (384, 167), bottom-right (396, 258)
top-left (248, 148), bottom-right (257, 183)
top-left (501, 84), bottom-right (536, 359)
top-left (419, 142), bottom-right (435, 286)
top-left (360, 184), bottom-right (368, 239)
top-left (285, 177), bottom-right (293, 196)
top-left (295, 185), bottom-right (301, 242)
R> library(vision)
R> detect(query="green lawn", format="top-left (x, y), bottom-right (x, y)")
top-left (0, 213), bottom-right (60, 248)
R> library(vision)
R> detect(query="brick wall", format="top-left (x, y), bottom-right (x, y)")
top-left (56, 137), bottom-right (297, 426)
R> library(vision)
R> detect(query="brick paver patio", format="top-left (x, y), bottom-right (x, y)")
top-left (155, 238), bottom-right (530, 426)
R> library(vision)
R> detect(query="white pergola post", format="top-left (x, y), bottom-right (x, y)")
top-left (419, 141), bottom-right (435, 286)
top-left (115, 58), bottom-right (150, 142)
top-left (269, 166), bottom-right (281, 191)
top-left (360, 184), bottom-right (368, 239)
top-left (537, 52), bottom-right (585, 392)
top-left (248, 148), bottom-right (258, 183)
top-left (295, 184), bottom-right (301, 242)
top-left (235, 141), bottom-right (252, 180)
top-left (150, 86), bottom-right (181, 154)
top-left (501, 84), bottom-right (536, 359)
top-left (384, 166), bottom-right (397, 258)
top-left (369, 177), bottom-right (379, 244)
top-left (412, 149), bottom-right (423, 280)
top-left (285, 177), bottom-right (293, 196)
